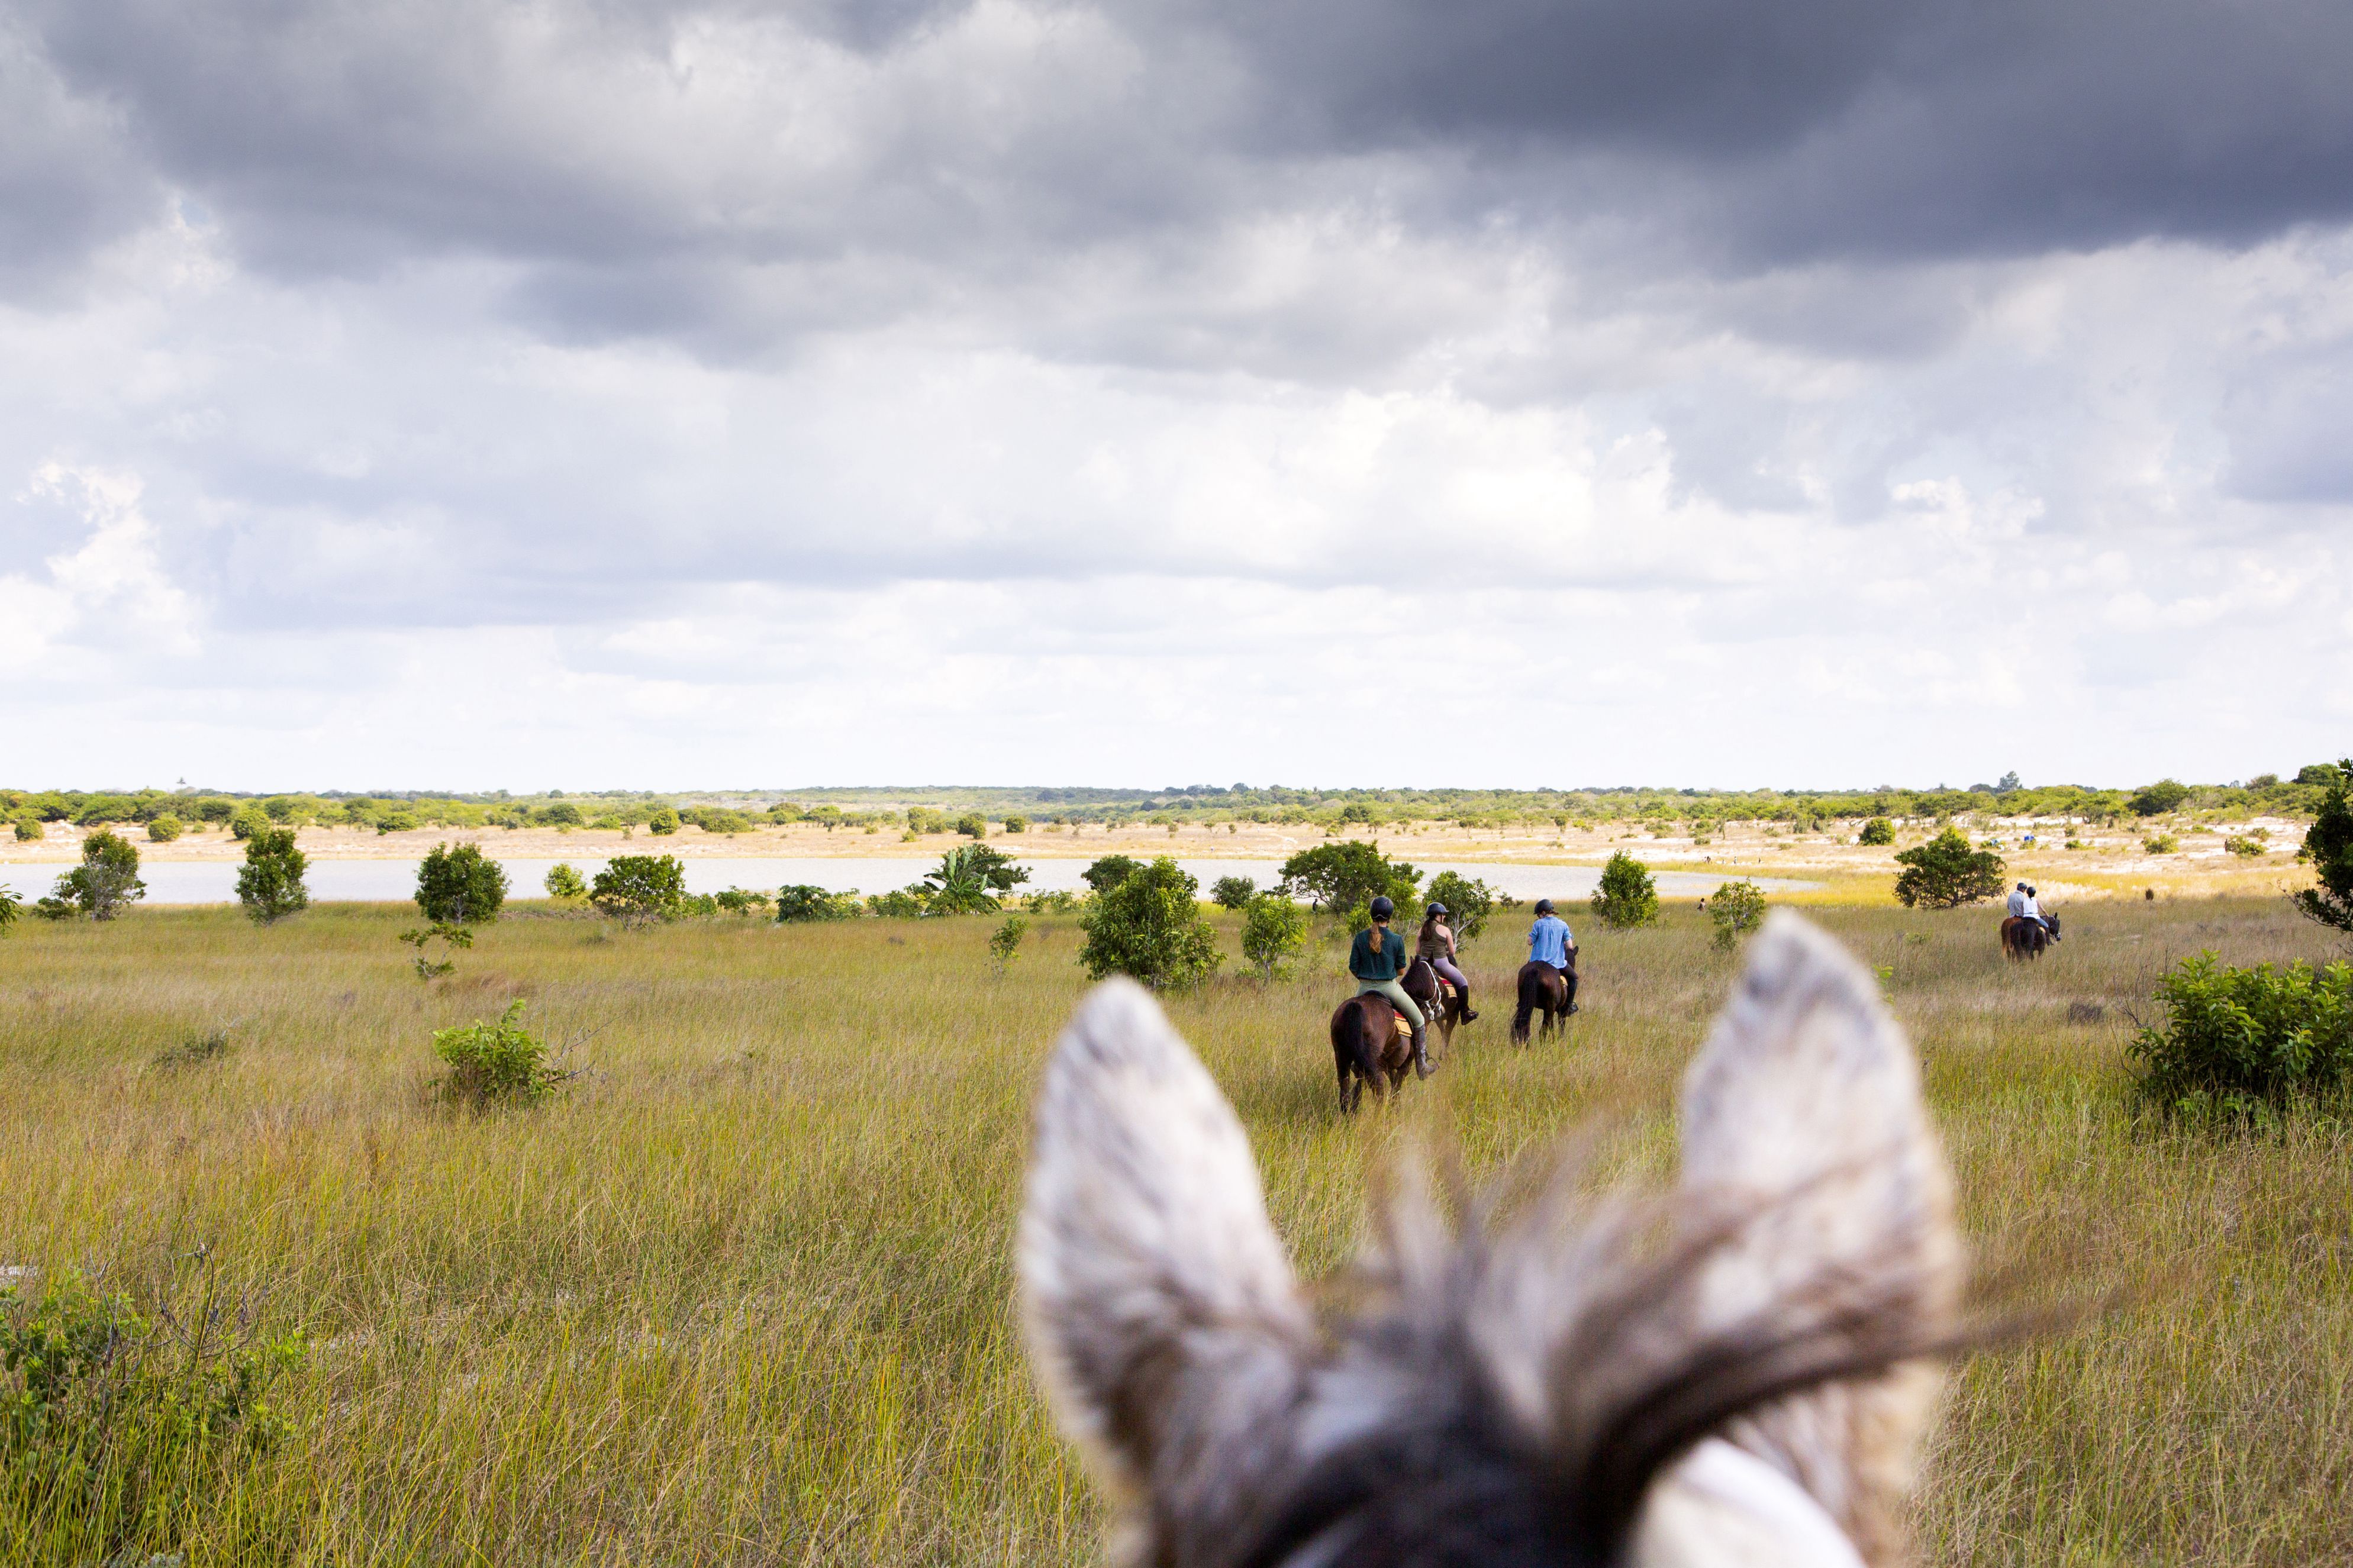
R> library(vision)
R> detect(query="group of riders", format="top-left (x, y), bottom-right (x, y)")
top-left (1346, 893), bottom-right (1579, 1077)
top-left (2007, 880), bottom-right (2059, 943)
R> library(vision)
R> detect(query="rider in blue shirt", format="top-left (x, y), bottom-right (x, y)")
top-left (1528, 898), bottom-right (1577, 971)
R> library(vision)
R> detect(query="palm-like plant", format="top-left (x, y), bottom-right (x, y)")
top-left (922, 845), bottom-right (1030, 915)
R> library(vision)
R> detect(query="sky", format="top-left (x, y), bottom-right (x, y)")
top-left (4, 0), bottom-right (2352, 792)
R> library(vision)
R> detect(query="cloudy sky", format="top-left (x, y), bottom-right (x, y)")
top-left (5, 0), bottom-right (2351, 792)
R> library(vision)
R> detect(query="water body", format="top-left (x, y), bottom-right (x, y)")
top-left (0, 856), bottom-right (1817, 906)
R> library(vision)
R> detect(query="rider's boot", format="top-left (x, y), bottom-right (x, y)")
top-left (1458, 987), bottom-right (1478, 1023)
top-left (1411, 1021), bottom-right (1436, 1079)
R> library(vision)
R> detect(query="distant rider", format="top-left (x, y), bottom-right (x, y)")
top-left (1351, 896), bottom-right (1434, 1079)
top-left (2025, 885), bottom-right (2057, 941)
top-left (1527, 898), bottom-right (1578, 1011)
top-left (2007, 882), bottom-right (2029, 920)
top-left (1416, 902), bottom-right (1479, 1024)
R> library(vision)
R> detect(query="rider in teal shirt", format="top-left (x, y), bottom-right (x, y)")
top-left (1350, 896), bottom-right (1433, 1078)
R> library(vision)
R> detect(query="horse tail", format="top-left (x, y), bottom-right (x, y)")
top-left (1513, 964), bottom-right (1538, 1044)
top-left (1332, 998), bottom-right (1378, 1111)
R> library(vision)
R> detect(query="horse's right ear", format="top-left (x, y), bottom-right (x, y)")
top-left (1019, 980), bottom-right (1314, 1548)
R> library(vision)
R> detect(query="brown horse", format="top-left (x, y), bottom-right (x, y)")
top-left (1330, 992), bottom-right (1413, 1112)
top-left (2001, 911), bottom-right (2061, 962)
top-left (1511, 956), bottom-right (1578, 1044)
top-left (1400, 957), bottom-right (1468, 1059)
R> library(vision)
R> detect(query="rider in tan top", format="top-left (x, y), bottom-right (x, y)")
top-left (1416, 903), bottom-right (1479, 1023)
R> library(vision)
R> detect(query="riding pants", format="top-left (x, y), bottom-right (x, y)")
top-left (1430, 957), bottom-right (1470, 994)
top-left (1356, 979), bottom-right (1424, 1029)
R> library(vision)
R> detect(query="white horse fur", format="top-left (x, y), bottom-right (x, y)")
top-left (1019, 912), bottom-right (1960, 1568)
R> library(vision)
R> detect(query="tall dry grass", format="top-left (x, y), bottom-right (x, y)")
top-left (0, 896), bottom-right (2346, 1564)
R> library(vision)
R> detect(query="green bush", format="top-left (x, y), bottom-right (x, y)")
top-left (1590, 851), bottom-right (1659, 929)
top-left (0, 1271), bottom-right (303, 1561)
top-left (192, 797), bottom-right (237, 823)
top-left (1078, 857), bottom-right (1221, 989)
top-left (590, 855), bottom-right (686, 928)
top-left (2293, 758), bottom-right (2353, 933)
top-left (714, 887), bottom-right (772, 915)
top-left (47, 830), bottom-right (146, 921)
top-left (921, 845), bottom-right (1030, 914)
top-left (775, 885), bottom-right (861, 922)
top-left (1211, 875), bottom-right (1258, 911)
top-left (0, 887), bottom-right (19, 937)
top-left (544, 863), bottom-right (588, 901)
top-left (691, 808), bottom-right (753, 835)
top-left (11, 817), bottom-right (39, 843)
top-left (1277, 841), bottom-right (1419, 914)
top-left (2130, 779), bottom-right (2191, 816)
top-left (2129, 953), bottom-right (2353, 1113)
top-left (415, 843), bottom-right (508, 925)
top-left (1080, 855), bottom-right (1142, 895)
top-left (988, 914), bottom-right (1028, 973)
top-left (2143, 834), bottom-right (2180, 854)
top-left (236, 827), bottom-right (310, 925)
top-left (375, 811), bottom-right (419, 834)
top-left (144, 814), bottom-right (181, 843)
top-left (1706, 879), bottom-right (1768, 950)
top-left (1242, 894), bottom-right (1308, 979)
top-left (1001, 814), bottom-right (1029, 834)
top-left (228, 808), bottom-right (269, 841)
top-left (1424, 870), bottom-right (1497, 938)
top-left (536, 802), bottom-right (584, 827)
top-left (433, 1001), bottom-right (570, 1105)
top-left (1893, 828), bottom-right (2005, 908)
top-left (1858, 817), bottom-right (1896, 846)
top-left (646, 806), bottom-right (680, 835)
top-left (955, 813), bottom-right (988, 839)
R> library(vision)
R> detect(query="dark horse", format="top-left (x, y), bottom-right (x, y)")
top-left (1511, 957), bottom-right (1578, 1044)
top-left (1400, 957), bottom-right (1469, 1059)
top-left (1330, 992), bottom-right (1414, 1113)
top-left (2001, 911), bottom-right (2061, 962)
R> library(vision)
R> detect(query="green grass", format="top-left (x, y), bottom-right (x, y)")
top-left (0, 898), bottom-right (2348, 1564)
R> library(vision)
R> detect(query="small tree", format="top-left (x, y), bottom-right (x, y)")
top-left (236, 827), bottom-right (310, 925)
top-left (592, 854), bottom-right (687, 928)
top-left (1590, 852), bottom-right (1658, 930)
top-left (1277, 841), bottom-right (1419, 914)
top-left (2294, 759), bottom-right (2353, 932)
top-left (0, 886), bottom-right (20, 937)
top-left (2129, 779), bottom-right (2191, 817)
top-left (1893, 828), bottom-right (2006, 908)
top-left (1078, 857), bottom-right (1221, 989)
top-left (146, 815), bottom-right (182, 843)
top-left (50, 829), bottom-right (146, 921)
top-left (1858, 817), bottom-right (1896, 846)
top-left (989, 915), bottom-right (1029, 975)
top-left (398, 922), bottom-right (473, 980)
top-left (955, 812), bottom-right (988, 839)
top-left (776, 885), bottom-right (860, 922)
top-left (1424, 870), bottom-right (1497, 939)
top-left (433, 1001), bottom-right (572, 1106)
top-left (415, 843), bottom-right (508, 925)
top-left (1242, 894), bottom-right (1308, 979)
top-left (1211, 875), bottom-right (1258, 911)
top-left (1706, 880), bottom-right (1767, 951)
top-left (228, 808), bottom-right (269, 841)
top-left (1081, 855), bottom-right (1143, 895)
top-left (923, 844), bottom-right (1030, 914)
top-left (1003, 814), bottom-right (1030, 834)
top-left (12, 818), bottom-right (40, 843)
top-left (544, 863), bottom-right (588, 902)
top-left (646, 806), bottom-right (681, 835)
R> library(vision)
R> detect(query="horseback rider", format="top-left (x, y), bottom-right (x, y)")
top-left (1351, 895), bottom-right (1434, 1079)
top-left (1528, 897), bottom-right (1577, 978)
top-left (1417, 902), bottom-right (1480, 1024)
top-left (2006, 882), bottom-right (2029, 921)
top-left (2025, 884), bottom-right (2057, 941)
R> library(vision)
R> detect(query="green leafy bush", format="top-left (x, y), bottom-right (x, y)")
top-left (690, 808), bottom-right (753, 835)
top-left (775, 885), bottom-right (860, 922)
top-left (12, 817), bottom-right (39, 842)
top-left (646, 806), bottom-right (681, 835)
top-left (988, 914), bottom-right (1028, 973)
top-left (433, 1000), bottom-right (570, 1105)
top-left (955, 812), bottom-right (988, 839)
top-left (921, 845), bottom-right (1030, 914)
top-left (590, 855), bottom-right (686, 928)
top-left (1277, 841), bottom-right (1420, 914)
top-left (1893, 828), bottom-right (2005, 908)
top-left (1424, 871), bottom-right (1497, 939)
top-left (866, 888), bottom-right (927, 919)
top-left (0, 887), bottom-right (19, 936)
top-left (414, 842), bottom-right (507, 925)
top-left (713, 887), bottom-right (772, 915)
top-left (535, 802), bottom-right (584, 827)
top-left (2293, 758), bottom-right (2353, 933)
top-left (1080, 855), bottom-right (1142, 895)
top-left (2130, 779), bottom-right (2191, 816)
top-left (1211, 875), bottom-right (1258, 911)
top-left (2129, 953), bottom-right (2353, 1113)
top-left (236, 827), bottom-right (310, 925)
top-left (543, 863), bottom-right (588, 901)
top-left (1706, 879), bottom-right (1768, 950)
top-left (2143, 834), bottom-right (2180, 854)
top-left (1590, 851), bottom-right (1659, 929)
top-left (1078, 857), bottom-right (1221, 989)
top-left (47, 830), bottom-right (146, 921)
top-left (1858, 817), bottom-right (1896, 846)
top-left (1002, 814), bottom-right (1029, 834)
top-left (1242, 894), bottom-right (1308, 979)
top-left (1023, 889), bottom-right (1080, 915)
top-left (228, 808), bottom-right (269, 841)
top-left (144, 815), bottom-right (181, 843)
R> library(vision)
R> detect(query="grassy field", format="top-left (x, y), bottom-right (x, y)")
top-left (1, 895), bottom-right (2348, 1565)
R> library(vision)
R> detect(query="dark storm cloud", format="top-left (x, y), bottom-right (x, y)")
top-left (0, 21), bottom-right (162, 295)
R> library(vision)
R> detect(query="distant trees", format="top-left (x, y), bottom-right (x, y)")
top-left (146, 815), bottom-right (182, 843)
top-left (1078, 857), bottom-right (1220, 989)
top-left (544, 863), bottom-right (588, 902)
top-left (2293, 759), bottom-right (2353, 933)
top-left (2130, 780), bottom-right (2191, 817)
top-left (1423, 871), bottom-right (1497, 939)
top-left (1858, 818), bottom-right (1896, 846)
top-left (1211, 875), bottom-right (1258, 911)
top-left (646, 806), bottom-right (681, 835)
top-left (236, 827), bottom-right (310, 924)
top-left (1278, 842), bottom-right (1419, 915)
top-left (1893, 828), bottom-right (2006, 908)
top-left (415, 843), bottom-right (509, 925)
top-left (1242, 895), bottom-right (1308, 979)
top-left (955, 813), bottom-right (988, 839)
top-left (1081, 855), bottom-right (1142, 895)
top-left (1002, 814), bottom-right (1030, 834)
top-left (43, 829), bottom-right (146, 921)
top-left (592, 854), bottom-right (687, 928)
top-left (1706, 880), bottom-right (1767, 951)
top-left (775, 885), bottom-right (861, 922)
top-left (1590, 853), bottom-right (1658, 930)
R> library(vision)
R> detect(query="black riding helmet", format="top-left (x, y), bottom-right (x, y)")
top-left (1535, 898), bottom-right (1555, 915)
top-left (1426, 902), bottom-right (1448, 918)
top-left (1369, 895), bottom-right (1395, 920)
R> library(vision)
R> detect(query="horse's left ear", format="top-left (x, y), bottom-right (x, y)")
top-left (1019, 980), bottom-right (1314, 1547)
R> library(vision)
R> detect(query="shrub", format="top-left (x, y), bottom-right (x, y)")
top-left (988, 914), bottom-right (1028, 973)
top-left (192, 796), bottom-right (237, 822)
top-left (1278, 841), bottom-right (1420, 914)
top-left (1893, 828), bottom-right (2005, 909)
top-left (692, 808), bottom-right (753, 835)
top-left (1080, 854), bottom-right (1143, 895)
top-left (714, 886), bottom-right (772, 915)
top-left (228, 808), bottom-right (269, 841)
top-left (921, 844), bottom-right (1030, 914)
top-left (1858, 817), bottom-right (1896, 846)
top-left (1424, 870), bottom-right (1498, 939)
top-left (12, 817), bottom-right (39, 842)
top-left (48, 829), bottom-right (146, 921)
top-left (144, 814), bottom-right (181, 843)
top-left (2129, 779), bottom-right (2191, 816)
top-left (536, 802), bottom-right (584, 827)
top-left (868, 887), bottom-right (929, 918)
top-left (2143, 834), bottom-right (2180, 855)
top-left (0, 1271), bottom-right (304, 1554)
top-left (2293, 758), bottom-right (2353, 933)
top-left (646, 806), bottom-right (680, 835)
top-left (775, 885), bottom-right (860, 922)
top-left (1590, 851), bottom-right (1659, 929)
top-left (2296, 762), bottom-right (2344, 786)
top-left (1211, 875), bottom-right (1258, 911)
top-left (433, 1001), bottom-right (571, 1105)
top-left (591, 855), bottom-right (687, 928)
top-left (1242, 894), bottom-right (1308, 979)
top-left (1078, 857), bottom-right (1221, 989)
top-left (375, 811), bottom-right (419, 834)
top-left (1706, 879), bottom-right (1768, 951)
top-left (415, 843), bottom-right (508, 925)
top-left (1024, 888), bottom-right (1080, 915)
top-left (1002, 814), bottom-right (1029, 834)
top-left (955, 812), bottom-right (988, 839)
top-left (2129, 953), bottom-right (2353, 1112)
top-left (236, 827), bottom-right (310, 925)
top-left (544, 863), bottom-right (588, 901)
top-left (0, 887), bottom-right (18, 936)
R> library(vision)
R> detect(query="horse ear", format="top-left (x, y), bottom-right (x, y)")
top-left (1019, 980), bottom-right (1315, 1540)
top-left (1671, 912), bottom-right (1961, 1558)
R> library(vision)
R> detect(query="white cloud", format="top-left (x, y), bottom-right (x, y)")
top-left (2, 462), bottom-right (197, 670)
